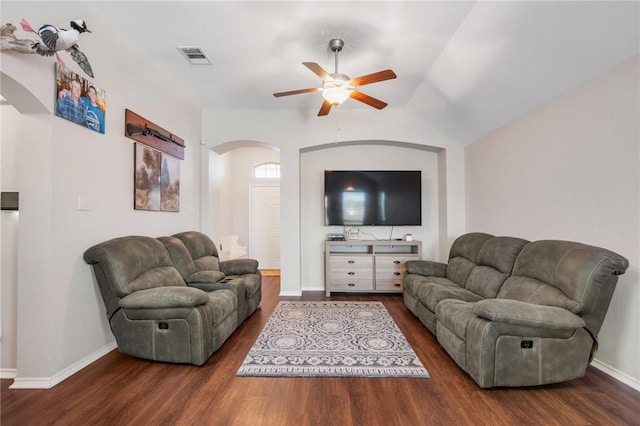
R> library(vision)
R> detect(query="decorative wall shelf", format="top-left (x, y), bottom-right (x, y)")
top-left (124, 109), bottom-right (185, 159)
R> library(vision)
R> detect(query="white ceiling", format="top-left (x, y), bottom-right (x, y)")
top-left (65, 1), bottom-right (640, 142)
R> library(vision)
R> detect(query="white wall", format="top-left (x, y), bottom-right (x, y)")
top-left (465, 56), bottom-right (640, 388)
top-left (300, 143), bottom-right (440, 291)
top-left (1, 3), bottom-right (202, 387)
top-left (201, 109), bottom-right (467, 296)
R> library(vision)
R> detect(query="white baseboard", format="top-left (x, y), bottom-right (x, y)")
top-left (1, 368), bottom-right (17, 379)
top-left (9, 342), bottom-right (117, 389)
top-left (591, 358), bottom-right (640, 392)
top-left (279, 290), bottom-right (303, 297)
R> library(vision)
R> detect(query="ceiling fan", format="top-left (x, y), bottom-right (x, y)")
top-left (273, 38), bottom-right (397, 116)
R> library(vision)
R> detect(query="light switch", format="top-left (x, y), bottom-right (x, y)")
top-left (78, 195), bottom-right (92, 211)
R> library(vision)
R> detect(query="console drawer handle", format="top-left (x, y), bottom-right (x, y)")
top-left (348, 260), bottom-right (355, 264)
top-left (348, 283), bottom-right (355, 287)
top-left (348, 272), bottom-right (355, 275)
top-left (393, 260), bottom-right (401, 264)
top-left (393, 272), bottom-right (401, 276)
top-left (393, 283), bottom-right (401, 287)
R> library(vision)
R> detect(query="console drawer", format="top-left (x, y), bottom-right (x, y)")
top-left (328, 279), bottom-right (374, 292)
top-left (329, 255), bottom-right (373, 271)
top-left (327, 255), bottom-right (373, 292)
top-left (375, 255), bottom-right (416, 292)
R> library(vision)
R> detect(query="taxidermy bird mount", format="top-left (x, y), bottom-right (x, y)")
top-left (0, 18), bottom-right (94, 78)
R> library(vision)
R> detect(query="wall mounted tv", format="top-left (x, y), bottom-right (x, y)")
top-left (324, 170), bottom-right (422, 226)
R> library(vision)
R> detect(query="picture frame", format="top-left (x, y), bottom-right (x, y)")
top-left (134, 143), bottom-right (180, 212)
top-left (55, 63), bottom-right (106, 134)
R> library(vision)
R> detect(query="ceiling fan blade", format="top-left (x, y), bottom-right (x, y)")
top-left (303, 62), bottom-right (330, 80)
top-left (318, 100), bottom-right (333, 116)
top-left (350, 69), bottom-right (397, 87)
top-left (350, 91), bottom-right (388, 110)
top-left (273, 87), bottom-right (320, 97)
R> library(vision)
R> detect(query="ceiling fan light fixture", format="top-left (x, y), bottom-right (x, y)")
top-left (322, 87), bottom-right (351, 105)
top-left (322, 75), bottom-right (353, 105)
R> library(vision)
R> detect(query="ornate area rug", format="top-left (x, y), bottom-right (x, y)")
top-left (237, 301), bottom-right (430, 378)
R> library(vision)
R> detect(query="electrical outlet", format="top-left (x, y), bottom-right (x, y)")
top-left (78, 195), bottom-right (92, 211)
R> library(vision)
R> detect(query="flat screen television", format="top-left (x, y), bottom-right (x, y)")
top-left (324, 170), bottom-right (422, 226)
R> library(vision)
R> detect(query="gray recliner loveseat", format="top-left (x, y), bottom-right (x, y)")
top-left (84, 232), bottom-right (261, 366)
top-left (159, 231), bottom-right (262, 322)
top-left (404, 232), bottom-right (628, 388)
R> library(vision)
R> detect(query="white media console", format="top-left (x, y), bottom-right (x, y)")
top-left (324, 240), bottom-right (422, 296)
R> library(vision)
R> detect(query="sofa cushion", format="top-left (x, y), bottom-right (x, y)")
top-left (404, 275), bottom-right (460, 296)
top-left (464, 266), bottom-right (509, 300)
top-left (158, 236), bottom-right (198, 279)
top-left (445, 233), bottom-right (494, 286)
top-left (239, 274), bottom-right (262, 299)
top-left (497, 276), bottom-right (579, 312)
top-left (84, 236), bottom-right (182, 298)
top-left (173, 231), bottom-right (220, 258)
top-left (207, 289), bottom-right (238, 327)
top-left (119, 286), bottom-right (208, 309)
top-left (446, 257), bottom-right (476, 287)
top-left (477, 237), bottom-right (529, 274)
top-left (418, 283), bottom-right (483, 311)
top-left (126, 266), bottom-right (186, 294)
top-left (173, 231), bottom-right (222, 272)
top-left (195, 256), bottom-right (221, 272)
top-left (510, 240), bottom-right (628, 314)
top-left (463, 237), bottom-right (529, 299)
top-left (435, 299), bottom-right (476, 340)
top-left (449, 232), bottom-right (494, 261)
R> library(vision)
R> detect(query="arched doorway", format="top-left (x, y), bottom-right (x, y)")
top-left (0, 71), bottom-right (50, 380)
top-left (208, 141), bottom-right (281, 270)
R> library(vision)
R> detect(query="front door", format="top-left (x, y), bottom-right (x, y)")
top-left (250, 185), bottom-right (280, 269)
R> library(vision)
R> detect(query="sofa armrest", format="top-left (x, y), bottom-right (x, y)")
top-left (405, 260), bottom-right (447, 277)
top-left (119, 286), bottom-right (208, 309)
top-left (188, 278), bottom-right (247, 298)
top-left (220, 259), bottom-right (259, 276)
top-left (473, 299), bottom-right (585, 330)
top-left (185, 270), bottom-right (226, 284)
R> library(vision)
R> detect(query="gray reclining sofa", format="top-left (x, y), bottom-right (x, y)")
top-left (84, 231), bottom-right (261, 366)
top-left (404, 232), bottom-right (628, 388)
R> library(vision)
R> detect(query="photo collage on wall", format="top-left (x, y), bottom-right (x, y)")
top-left (55, 64), bottom-right (106, 134)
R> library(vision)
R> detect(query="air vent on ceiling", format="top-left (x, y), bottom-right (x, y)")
top-left (177, 46), bottom-right (213, 65)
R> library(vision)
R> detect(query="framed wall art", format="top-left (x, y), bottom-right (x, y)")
top-left (55, 64), bottom-right (106, 134)
top-left (134, 143), bottom-right (180, 212)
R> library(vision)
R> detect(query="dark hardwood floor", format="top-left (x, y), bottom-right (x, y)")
top-left (3, 277), bottom-right (640, 425)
